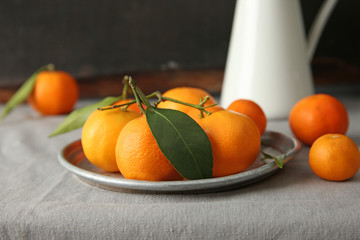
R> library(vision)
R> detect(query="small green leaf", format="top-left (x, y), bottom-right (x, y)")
top-left (0, 64), bottom-right (53, 123)
top-left (261, 151), bottom-right (285, 168)
top-left (48, 96), bottom-right (121, 137)
top-left (146, 107), bottom-right (213, 180)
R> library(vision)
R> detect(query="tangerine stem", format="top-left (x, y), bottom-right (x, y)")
top-left (98, 100), bottom-right (136, 111)
top-left (128, 77), bottom-right (150, 114)
top-left (160, 96), bottom-right (215, 110)
top-left (48, 63), bottom-right (55, 71)
top-left (98, 92), bottom-right (158, 111)
top-left (159, 95), bottom-right (217, 117)
top-left (100, 75), bottom-right (218, 116)
top-left (121, 76), bottom-right (130, 100)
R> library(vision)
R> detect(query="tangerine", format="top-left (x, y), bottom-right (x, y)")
top-left (81, 107), bottom-right (140, 172)
top-left (116, 115), bottom-right (183, 181)
top-left (28, 70), bottom-right (79, 115)
top-left (197, 110), bottom-right (261, 178)
top-left (309, 134), bottom-right (360, 181)
top-left (157, 87), bottom-right (223, 121)
top-left (289, 94), bottom-right (349, 145)
top-left (227, 99), bottom-right (267, 135)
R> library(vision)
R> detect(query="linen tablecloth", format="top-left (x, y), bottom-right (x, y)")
top-left (1, 96), bottom-right (360, 239)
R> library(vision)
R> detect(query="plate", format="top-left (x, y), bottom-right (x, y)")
top-left (58, 131), bottom-right (301, 193)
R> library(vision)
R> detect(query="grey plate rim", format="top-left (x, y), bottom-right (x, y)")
top-left (58, 131), bottom-right (301, 193)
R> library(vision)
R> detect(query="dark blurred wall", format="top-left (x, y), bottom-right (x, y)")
top-left (0, 0), bottom-right (359, 84)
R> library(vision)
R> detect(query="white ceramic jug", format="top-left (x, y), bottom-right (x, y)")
top-left (220, 0), bottom-right (338, 119)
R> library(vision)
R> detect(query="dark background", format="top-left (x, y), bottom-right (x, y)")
top-left (0, 0), bottom-right (359, 92)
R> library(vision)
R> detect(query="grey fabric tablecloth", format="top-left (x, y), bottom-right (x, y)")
top-left (1, 96), bottom-right (360, 240)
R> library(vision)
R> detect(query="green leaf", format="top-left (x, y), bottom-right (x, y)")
top-left (48, 96), bottom-right (121, 137)
top-left (261, 151), bottom-right (285, 168)
top-left (0, 64), bottom-right (53, 123)
top-left (146, 107), bottom-right (213, 180)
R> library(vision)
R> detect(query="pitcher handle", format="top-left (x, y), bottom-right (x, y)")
top-left (307, 0), bottom-right (339, 60)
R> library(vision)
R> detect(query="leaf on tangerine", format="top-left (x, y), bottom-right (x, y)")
top-left (48, 96), bottom-right (121, 137)
top-left (146, 107), bottom-right (213, 180)
top-left (261, 151), bottom-right (285, 168)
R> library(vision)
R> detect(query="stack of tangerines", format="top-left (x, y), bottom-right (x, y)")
top-left (82, 87), bottom-right (266, 181)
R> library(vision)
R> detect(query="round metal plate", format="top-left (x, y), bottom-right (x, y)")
top-left (58, 131), bottom-right (301, 193)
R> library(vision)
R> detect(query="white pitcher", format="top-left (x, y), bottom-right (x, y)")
top-left (220, 0), bottom-right (338, 119)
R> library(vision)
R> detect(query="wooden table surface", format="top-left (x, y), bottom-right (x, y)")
top-left (1, 57), bottom-right (359, 103)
